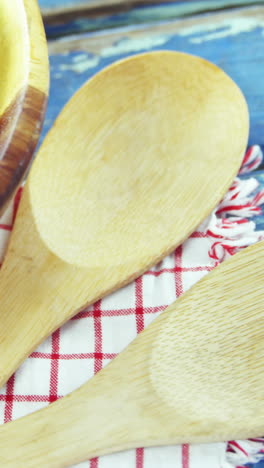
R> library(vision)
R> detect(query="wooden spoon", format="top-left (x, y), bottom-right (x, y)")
top-left (0, 239), bottom-right (262, 467)
top-left (0, 51), bottom-right (248, 388)
top-left (0, 0), bottom-right (49, 214)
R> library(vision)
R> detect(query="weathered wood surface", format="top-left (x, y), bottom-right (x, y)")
top-left (40, 0), bottom-right (263, 18)
top-left (43, 7), bottom-right (264, 154)
top-left (42, 0), bottom-right (264, 39)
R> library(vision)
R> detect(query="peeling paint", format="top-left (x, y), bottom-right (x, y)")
top-left (58, 35), bottom-right (169, 73)
top-left (59, 56), bottom-right (100, 73)
top-left (179, 16), bottom-right (264, 43)
top-left (56, 14), bottom-right (264, 75)
top-left (101, 35), bottom-right (169, 57)
top-left (72, 53), bottom-right (89, 63)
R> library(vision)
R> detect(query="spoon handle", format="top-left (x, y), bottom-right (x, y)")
top-left (0, 377), bottom-right (124, 467)
top-left (0, 345), bottom-right (157, 468)
top-left (0, 188), bottom-right (69, 387)
top-left (0, 186), bottom-right (129, 388)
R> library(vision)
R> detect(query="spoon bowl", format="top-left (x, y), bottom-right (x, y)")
top-left (0, 51), bottom-right (248, 388)
top-left (0, 239), bottom-right (262, 467)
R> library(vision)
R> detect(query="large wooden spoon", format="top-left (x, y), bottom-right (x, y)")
top-left (0, 51), bottom-right (248, 388)
top-left (0, 240), bottom-right (262, 467)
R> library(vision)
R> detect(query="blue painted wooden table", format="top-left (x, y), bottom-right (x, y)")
top-left (40, 1), bottom-right (264, 466)
top-left (43, 3), bottom-right (264, 153)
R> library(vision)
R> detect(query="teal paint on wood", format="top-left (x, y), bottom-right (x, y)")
top-left (44, 10), bottom-right (264, 153)
top-left (40, 0), bottom-right (88, 9)
top-left (40, 0), bottom-right (264, 15)
top-left (45, 4), bottom-right (264, 39)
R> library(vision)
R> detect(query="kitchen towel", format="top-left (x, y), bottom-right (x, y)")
top-left (0, 145), bottom-right (263, 468)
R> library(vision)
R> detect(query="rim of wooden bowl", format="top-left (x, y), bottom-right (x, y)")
top-left (0, 0), bottom-right (49, 215)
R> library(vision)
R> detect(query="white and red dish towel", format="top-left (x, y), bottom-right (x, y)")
top-left (0, 145), bottom-right (263, 468)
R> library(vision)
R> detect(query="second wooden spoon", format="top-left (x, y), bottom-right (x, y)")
top-left (0, 51), bottom-right (248, 388)
top-left (0, 237), bottom-right (262, 467)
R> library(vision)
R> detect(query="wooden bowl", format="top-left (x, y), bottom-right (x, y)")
top-left (0, 0), bottom-right (49, 214)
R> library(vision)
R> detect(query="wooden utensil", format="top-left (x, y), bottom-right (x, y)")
top-left (0, 239), bottom-right (263, 467)
top-left (0, 51), bottom-right (248, 388)
top-left (0, 0), bottom-right (49, 214)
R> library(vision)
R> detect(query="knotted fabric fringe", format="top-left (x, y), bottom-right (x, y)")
top-left (205, 145), bottom-right (264, 467)
top-left (205, 145), bottom-right (264, 264)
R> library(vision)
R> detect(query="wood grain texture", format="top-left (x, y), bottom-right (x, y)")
top-left (0, 51), bottom-right (248, 388)
top-left (40, 0), bottom-right (263, 19)
top-left (0, 87), bottom-right (48, 211)
top-left (0, 0), bottom-right (49, 214)
top-left (0, 1), bottom-right (28, 115)
top-left (43, 2), bottom-right (264, 38)
top-left (0, 239), bottom-right (262, 467)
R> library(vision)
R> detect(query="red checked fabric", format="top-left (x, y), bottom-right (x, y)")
top-left (0, 146), bottom-right (263, 468)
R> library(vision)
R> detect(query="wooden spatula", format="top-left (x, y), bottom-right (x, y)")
top-left (0, 240), bottom-right (262, 467)
top-left (0, 51), bottom-right (248, 388)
